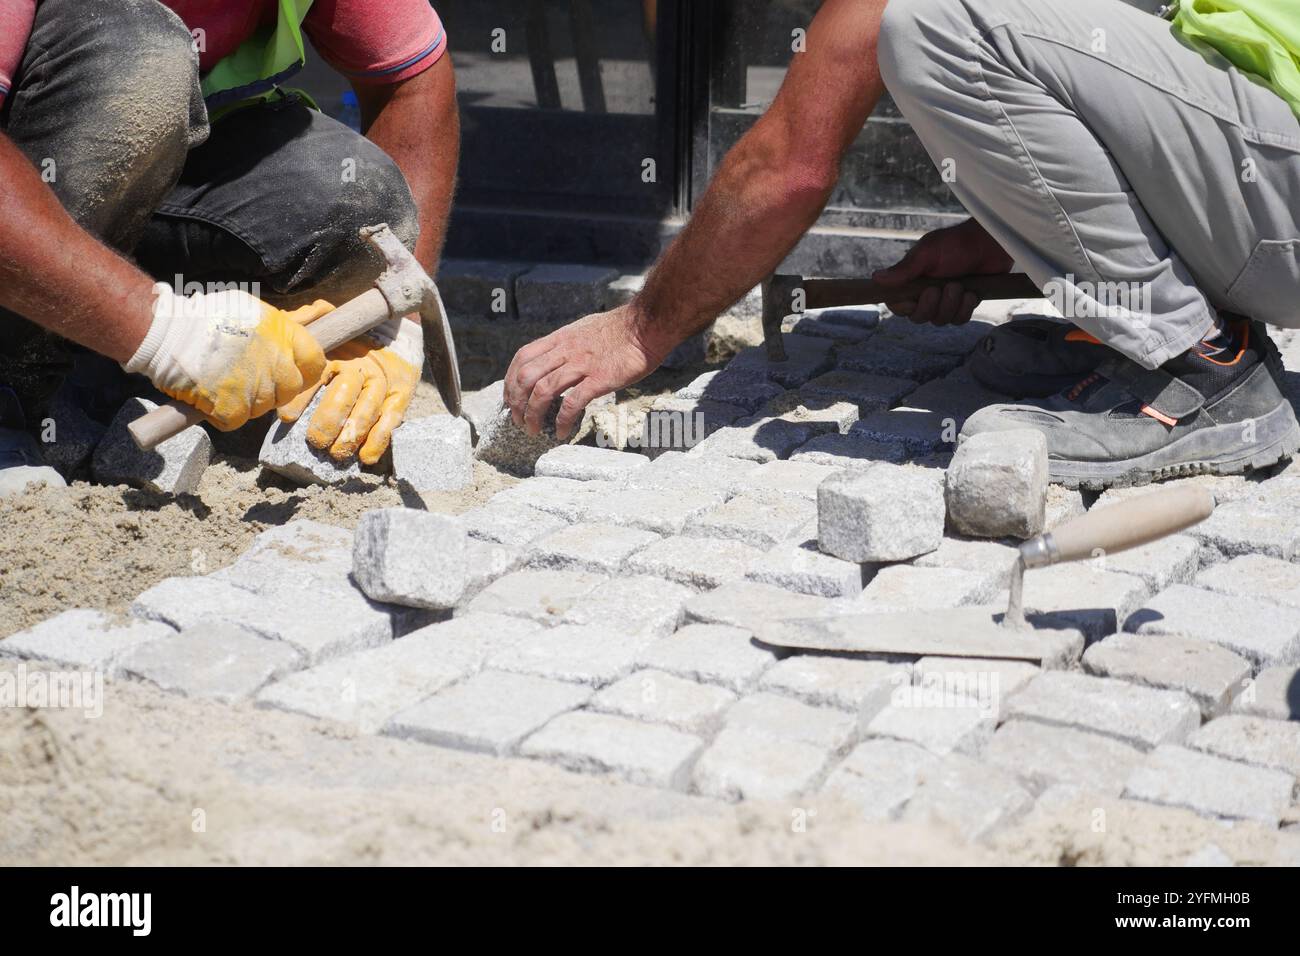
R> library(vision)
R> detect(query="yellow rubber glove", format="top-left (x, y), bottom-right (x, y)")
top-left (124, 284), bottom-right (330, 431)
top-left (278, 316), bottom-right (422, 465)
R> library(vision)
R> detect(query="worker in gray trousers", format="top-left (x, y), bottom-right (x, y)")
top-left (506, 0), bottom-right (1300, 488)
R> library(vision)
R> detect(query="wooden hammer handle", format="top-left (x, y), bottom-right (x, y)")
top-left (127, 288), bottom-right (392, 450)
top-left (1041, 486), bottom-right (1215, 565)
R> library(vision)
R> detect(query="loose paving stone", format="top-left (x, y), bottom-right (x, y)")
top-left (745, 537), bottom-right (869, 599)
top-left (945, 430), bottom-right (1047, 539)
top-left (1043, 486), bottom-right (1086, 530)
top-left (395, 613), bottom-right (543, 670)
top-left (472, 404), bottom-right (567, 476)
top-left (464, 539), bottom-right (523, 599)
top-left (94, 397), bottom-right (211, 494)
top-left (1083, 632), bottom-right (1251, 719)
top-left (119, 622), bottom-right (301, 703)
top-left (790, 432), bottom-right (910, 469)
top-left (1186, 498), bottom-right (1300, 562)
top-left (1006, 563), bottom-right (1151, 640)
top-left (818, 465), bottom-right (945, 562)
top-left (687, 417), bottom-right (818, 463)
top-left (639, 397), bottom-right (747, 455)
top-left (526, 522), bottom-right (660, 574)
top-left (685, 493), bottom-right (817, 549)
top-left (913, 656), bottom-right (1039, 708)
top-left (858, 565), bottom-right (1000, 612)
top-left (489, 623), bottom-right (654, 686)
top-left (676, 370), bottom-right (786, 412)
top-left (759, 655), bottom-right (903, 720)
top-left (387, 669), bottom-right (590, 755)
top-left (734, 460), bottom-right (843, 502)
top-left (836, 339), bottom-right (962, 382)
top-left (519, 711), bottom-right (704, 790)
top-left (1188, 714), bottom-right (1300, 776)
top-left (1102, 534), bottom-right (1202, 591)
top-left (866, 693), bottom-right (996, 757)
top-left (590, 670), bottom-right (737, 734)
top-left (460, 380), bottom-right (505, 444)
top-left (913, 537), bottom-right (1019, 585)
top-left (256, 623), bottom-right (483, 732)
top-left (131, 575), bottom-right (401, 664)
top-left (462, 569), bottom-right (607, 626)
top-left (849, 408), bottom-right (956, 454)
top-left (1126, 584), bottom-right (1300, 667)
top-left (875, 314), bottom-right (998, 356)
top-left (821, 739), bottom-right (939, 819)
top-left (724, 691), bottom-right (857, 751)
top-left (1196, 554), bottom-right (1300, 609)
top-left (1233, 665), bottom-right (1300, 720)
top-left (352, 508), bottom-right (468, 609)
top-left (624, 450), bottom-right (759, 498)
top-left (258, 392), bottom-right (361, 486)
top-left (684, 581), bottom-right (845, 637)
top-left (799, 368), bottom-right (914, 412)
top-left (489, 476), bottom-right (610, 521)
top-left (457, 498), bottom-right (570, 548)
top-left (983, 720), bottom-right (1145, 796)
top-left (41, 385), bottom-right (105, 478)
top-left (626, 534), bottom-right (763, 591)
top-left (635, 623), bottom-right (777, 692)
top-left (901, 754), bottom-right (1034, 841)
top-left (534, 444), bottom-right (648, 483)
top-left (725, 334), bottom-right (836, 388)
top-left (691, 727), bottom-right (830, 801)
top-left (581, 487), bottom-right (724, 535)
top-left (1123, 744), bottom-right (1294, 826)
top-left (390, 415), bottom-right (472, 492)
top-left (212, 520), bottom-right (354, 592)
top-left (761, 393), bottom-right (860, 435)
top-left (514, 263), bottom-right (618, 323)
top-left (560, 575), bottom-right (694, 639)
top-left (0, 609), bottom-right (171, 675)
top-left (1004, 670), bottom-right (1201, 751)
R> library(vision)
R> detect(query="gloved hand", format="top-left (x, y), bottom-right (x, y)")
top-left (124, 284), bottom-right (329, 431)
top-left (278, 316), bottom-right (423, 465)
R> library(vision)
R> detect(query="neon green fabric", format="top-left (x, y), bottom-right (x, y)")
top-left (1169, 1), bottom-right (1300, 117)
top-left (200, 0), bottom-right (316, 115)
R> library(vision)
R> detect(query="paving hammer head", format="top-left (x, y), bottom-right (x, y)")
top-left (129, 223), bottom-right (462, 449)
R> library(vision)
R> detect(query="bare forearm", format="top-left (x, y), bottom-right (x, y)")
top-left (359, 56), bottom-right (460, 279)
top-left (0, 134), bottom-right (153, 362)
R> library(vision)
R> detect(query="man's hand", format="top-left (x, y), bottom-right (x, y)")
top-left (124, 286), bottom-right (328, 431)
top-left (504, 305), bottom-right (664, 440)
top-left (873, 218), bottom-right (1014, 326)
top-left (279, 317), bottom-right (423, 465)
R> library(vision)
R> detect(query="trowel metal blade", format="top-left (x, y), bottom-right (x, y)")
top-left (422, 280), bottom-right (463, 417)
top-left (755, 607), bottom-right (1083, 669)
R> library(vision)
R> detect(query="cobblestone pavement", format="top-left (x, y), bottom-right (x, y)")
top-left (6, 302), bottom-right (1300, 846)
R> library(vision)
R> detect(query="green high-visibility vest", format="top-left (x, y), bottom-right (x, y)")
top-left (1167, 1), bottom-right (1300, 118)
top-left (200, 0), bottom-right (318, 117)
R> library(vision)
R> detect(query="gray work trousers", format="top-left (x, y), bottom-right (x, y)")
top-left (879, 0), bottom-right (1300, 368)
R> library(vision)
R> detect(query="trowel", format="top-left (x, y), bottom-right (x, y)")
top-left (755, 485), bottom-right (1215, 667)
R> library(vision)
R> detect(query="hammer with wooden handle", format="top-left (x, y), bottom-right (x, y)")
top-left (129, 223), bottom-right (462, 450)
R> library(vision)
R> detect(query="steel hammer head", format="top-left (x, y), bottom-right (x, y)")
top-left (361, 223), bottom-right (463, 416)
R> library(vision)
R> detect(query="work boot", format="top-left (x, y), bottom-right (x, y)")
top-left (0, 426), bottom-right (67, 498)
top-left (959, 320), bottom-right (1300, 489)
top-left (969, 318), bottom-right (1114, 397)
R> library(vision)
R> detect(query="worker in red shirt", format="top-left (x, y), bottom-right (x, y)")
top-left (0, 0), bottom-right (458, 492)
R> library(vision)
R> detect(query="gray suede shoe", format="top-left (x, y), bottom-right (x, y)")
top-left (960, 332), bottom-right (1300, 489)
top-left (969, 318), bottom-right (1114, 397)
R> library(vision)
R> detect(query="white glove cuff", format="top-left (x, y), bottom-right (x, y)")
top-left (123, 283), bottom-right (180, 375)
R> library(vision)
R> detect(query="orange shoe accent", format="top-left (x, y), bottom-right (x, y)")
top-left (1199, 320), bottom-right (1250, 367)
top-left (1064, 329), bottom-right (1104, 345)
top-left (1140, 404), bottom-right (1178, 427)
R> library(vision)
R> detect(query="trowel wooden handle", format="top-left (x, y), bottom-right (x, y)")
top-left (128, 288), bottom-right (392, 450)
top-left (1028, 486), bottom-right (1215, 567)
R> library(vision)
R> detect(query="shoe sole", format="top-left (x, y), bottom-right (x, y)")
top-left (1048, 400), bottom-right (1300, 490)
